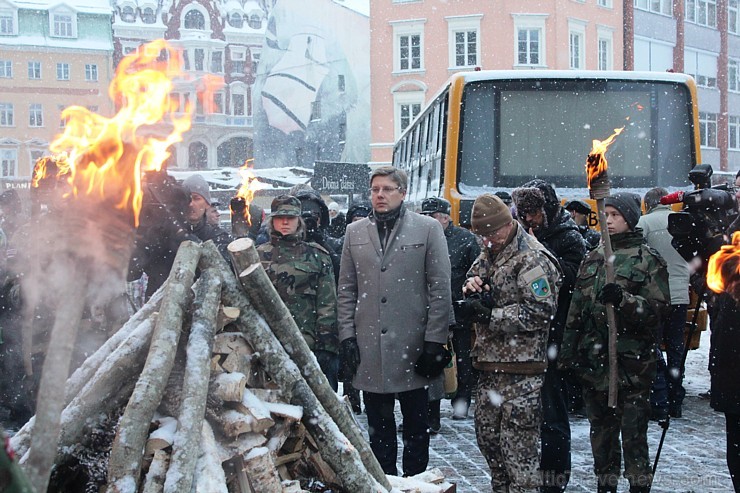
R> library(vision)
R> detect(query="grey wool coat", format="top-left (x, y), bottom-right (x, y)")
top-left (338, 207), bottom-right (452, 394)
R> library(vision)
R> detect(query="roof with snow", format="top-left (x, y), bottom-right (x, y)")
top-left (9, 0), bottom-right (112, 15)
top-left (331, 0), bottom-right (368, 17)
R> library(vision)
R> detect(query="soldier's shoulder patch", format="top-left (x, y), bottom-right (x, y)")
top-left (521, 265), bottom-right (552, 299)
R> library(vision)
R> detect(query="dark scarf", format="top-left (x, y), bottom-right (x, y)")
top-left (374, 203), bottom-right (403, 252)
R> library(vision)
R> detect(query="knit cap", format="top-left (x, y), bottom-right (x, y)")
top-left (471, 194), bottom-right (513, 236)
top-left (604, 192), bottom-right (642, 230)
top-left (182, 174), bottom-right (212, 205)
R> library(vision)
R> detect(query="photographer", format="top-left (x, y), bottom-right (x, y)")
top-left (461, 193), bottom-right (560, 493)
top-left (294, 189), bottom-right (342, 284)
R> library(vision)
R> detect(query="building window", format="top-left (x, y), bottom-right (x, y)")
top-left (686, 49), bottom-right (717, 88)
top-left (229, 12), bottom-right (243, 28)
top-left (686, 0), bottom-right (717, 28)
top-left (731, 0), bottom-right (739, 34)
top-left (247, 14), bottom-right (262, 29)
top-left (184, 9), bottom-right (205, 30)
top-left (28, 61), bottom-right (41, 80)
top-left (598, 0), bottom-right (612, 6)
top-left (194, 49), bottom-right (205, 71)
top-left (213, 93), bottom-right (224, 114)
top-left (56, 62), bottom-right (70, 81)
top-left (59, 105), bottom-right (67, 128)
top-left (635, 37), bottom-right (674, 71)
top-left (730, 115), bottom-right (740, 150)
top-left (400, 103), bottom-right (421, 134)
top-left (517, 28), bottom-right (541, 65)
top-left (338, 74), bottom-right (345, 92)
top-left (87, 105), bottom-right (98, 113)
top-left (310, 100), bottom-right (321, 121)
top-left (454, 31), bottom-right (477, 67)
top-left (731, 60), bottom-right (740, 92)
top-left (699, 111), bottom-right (717, 147)
top-left (635, 0), bottom-right (673, 15)
top-left (29, 104), bottom-right (43, 127)
top-left (0, 103), bottom-right (13, 126)
top-left (232, 93), bottom-right (245, 116)
top-left (85, 63), bottom-right (98, 81)
top-left (0, 13), bottom-right (14, 35)
top-left (142, 7), bottom-right (156, 24)
top-left (53, 13), bottom-right (74, 37)
top-left (399, 34), bottom-right (421, 71)
top-left (121, 6), bottom-right (135, 22)
top-left (211, 51), bottom-right (223, 73)
top-left (569, 30), bottom-right (584, 69)
top-left (1, 149), bottom-right (16, 177)
top-left (598, 33), bottom-right (613, 70)
top-left (0, 60), bottom-right (11, 78)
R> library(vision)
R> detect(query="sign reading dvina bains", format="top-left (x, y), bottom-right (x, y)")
top-left (311, 161), bottom-right (370, 194)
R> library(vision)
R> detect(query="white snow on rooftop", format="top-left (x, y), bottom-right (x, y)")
top-left (11, 0), bottom-right (113, 15)
top-left (168, 166), bottom-right (313, 191)
top-left (331, 0), bottom-right (368, 16)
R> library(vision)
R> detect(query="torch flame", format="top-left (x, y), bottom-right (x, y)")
top-left (586, 127), bottom-right (624, 189)
top-left (233, 158), bottom-right (261, 225)
top-left (707, 232), bottom-right (740, 302)
top-left (36, 39), bottom-right (223, 226)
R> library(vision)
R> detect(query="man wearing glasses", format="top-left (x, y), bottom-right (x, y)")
top-left (337, 166), bottom-right (451, 477)
top-left (462, 193), bottom-right (560, 493)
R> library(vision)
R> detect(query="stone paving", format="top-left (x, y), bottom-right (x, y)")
top-left (350, 339), bottom-right (734, 492)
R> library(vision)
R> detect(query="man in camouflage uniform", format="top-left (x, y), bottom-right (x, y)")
top-left (559, 192), bottom-right (669, 493)
top-left (257, 195), bottom-right (340, 389)
top-left (461, 193), bottom-right (560, 493)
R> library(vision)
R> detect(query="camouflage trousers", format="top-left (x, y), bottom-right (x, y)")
top-left (475, 372), bottom-right (544, 493)
top-left (583, 384), bottom-right (653, 490)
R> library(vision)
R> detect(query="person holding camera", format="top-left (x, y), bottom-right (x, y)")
top-left (293, 188), bottom-right (342, 284)
top-left (460, 193), bottom-right (560, 493)
top-left (256, 195), bottom-right (340, 390)
top-left (420, 196), bottom-right (480, 426)
top-left (337, 166), bottom-right (451, 477)
top-left (559, 192), bottom-right (670, 493)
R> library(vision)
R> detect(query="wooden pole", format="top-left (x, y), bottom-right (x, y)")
top-left (107, 241), bottom-right (202, 492)
top-left (164, 267), bottom-right (222, 493)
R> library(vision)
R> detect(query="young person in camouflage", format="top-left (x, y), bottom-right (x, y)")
top-left (256, 195), bottom-right (340, 389)
top-left (559, 192), bottom-right (670, 493)
top-left (462, 193), bottom-right (560, 493)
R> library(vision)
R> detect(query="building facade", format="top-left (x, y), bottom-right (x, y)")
top-left (633, 0), bottom-right (740, 172)
top-left (369, 0), bottom-right (623, 166)
top-left (0, 0), bottom-right (114, 189)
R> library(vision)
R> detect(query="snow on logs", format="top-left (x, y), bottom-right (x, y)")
top-left (14, 238), bottom-right (454, 493)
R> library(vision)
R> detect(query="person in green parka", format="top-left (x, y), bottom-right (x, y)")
top-left (559, 192), bottom-right (670, 493)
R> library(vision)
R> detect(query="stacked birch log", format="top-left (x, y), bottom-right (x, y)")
top-left (10, 238), bottom-right (454, 493)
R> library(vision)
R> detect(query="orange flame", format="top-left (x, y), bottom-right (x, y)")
top-left (36, 39), bottom-right (224, 226)
top-left (586, 127), bottom-right (624, 189)
top-left (233, 158), bottom-right (261, 225)
top-left (707, 232), bottom-right (740, 302)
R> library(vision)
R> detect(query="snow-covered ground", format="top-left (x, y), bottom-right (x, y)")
top-left (350, 329), bottom-right (734, 492)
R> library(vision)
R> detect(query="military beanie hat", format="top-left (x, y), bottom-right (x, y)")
top-left (471, 193), bottom-right (513, 236)
top-left (420, 196), bottom-right (451, 216)
top-left (604, 192), bottom-right (642, 230)
top-left (512, 187), bottom-right (546, 215)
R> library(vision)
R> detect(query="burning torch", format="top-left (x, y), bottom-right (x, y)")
top-left (586, 127), bottom-right (623, 408)
top-left (707, 231), bottom-right (740, 304)
top-left (231, 159), bottom-right (261, 238)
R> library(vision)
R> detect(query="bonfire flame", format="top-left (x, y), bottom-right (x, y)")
top-left (707, 231), bottom-right (740, 302)
top-left (586, 127), bottom-right (624, 189)
top-left (35, 39), bottom-right (223, 226)
top-left (232, 159), bottom-right (261, 225)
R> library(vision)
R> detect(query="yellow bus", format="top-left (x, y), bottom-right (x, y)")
top-left (392, 70), bottom-right (701, 226)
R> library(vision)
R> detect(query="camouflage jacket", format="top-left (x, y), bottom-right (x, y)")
top-left (467, 222), bottom-right (561, 374)
top-left (559, 230), bottom-right (670, 391)
top-left (257, 232), bottom-right (339, 354)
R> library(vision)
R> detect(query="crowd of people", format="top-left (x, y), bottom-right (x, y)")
top-left (2, 162), bottom-right (740, 493)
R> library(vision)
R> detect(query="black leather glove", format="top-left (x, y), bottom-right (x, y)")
top-left (598, 282), bottom-right (624, 305)
top-left (414, 342), bottom-right (452, 379)
top-left (338, 337), bottom-right (361, 382)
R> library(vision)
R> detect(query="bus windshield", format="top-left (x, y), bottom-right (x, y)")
top-left (458, 78), bottom-right (695, 192)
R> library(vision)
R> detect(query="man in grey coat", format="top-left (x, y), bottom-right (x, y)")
top-left (337, 166), bottom-right (452, 477)
top-left (637, 187), bottom-right (690, 418)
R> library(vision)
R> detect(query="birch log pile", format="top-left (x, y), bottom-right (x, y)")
top-left (14, 239), bottom-right (455, 493)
